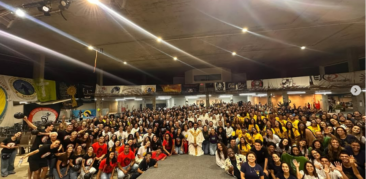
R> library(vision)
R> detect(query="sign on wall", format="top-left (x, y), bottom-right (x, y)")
top-left (160, 84), bottom-right (182, 93)
top-left (95, 85), bottom-right (157, 95)
top-left (310, 72), bottom-right (355, 87)
top-left (72, 109), bottom-right (96, 119)
top-left (268, 76), bottom-right (309, 89)
top-left (24, 103), bottom-right (61, 123)
top-left (215, 82), bottom-right (225, 92)
top-left (182, 84), bottom-right (200, 93)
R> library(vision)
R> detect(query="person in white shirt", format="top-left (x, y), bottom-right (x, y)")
top-left (225, 122), bottom-right (233, 144)
top-left (215, 142), bottom-right (227, 169)
top-left (264, 129), bottom-right (281, 144)
top-left (114, 126), bottom-right (127, 142)
top-left (142, 128), bottom-right (155, 141)
top-left (131, 124), bottom-right (139, 134)
top-left (319, 157), bottom-right (346, 179)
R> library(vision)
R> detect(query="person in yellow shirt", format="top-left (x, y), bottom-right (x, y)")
top-left (307, 120), bottom-right (321, 135)
top-left (246, 127), bottom-right (263, 144)
top-left (287, 115), bottom-right (299, 129)
top-left (237, 137), bottom-right (251, 156)
top-left (248, 119), bottom-right (260, 133)
top-left (234, 124), bottom-right (242, 138)
top-left (285, 122), bottom-right (300, 145)
top-left (273, 121), bottom-right (287, 139)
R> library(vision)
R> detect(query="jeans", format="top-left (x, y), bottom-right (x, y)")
top-left (117, 163), bottom-right (139, 179)
top-left (48, 157), bottom-right (57, 177)
top-left (69, 168), bottom-right (79, 179)
top-left (53, 168), bottom-right (69, 179)
top-left (101, 172), bottom-right (112, 179)
top-left (175, 146), bottom-right (183, 154)
top-left (80, 166), bottom-right (96, 179)
top-left (130, 172), bottom-right (142, 179)
top-left (209, 143), bottom-right (217, 156)
top-left (202, 140), bottom-right (209, 155)
top-left (1, 150), bottom-right (17, 176)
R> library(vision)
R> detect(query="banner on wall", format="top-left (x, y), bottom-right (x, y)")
top-left (226, 83), bottom-right (236, 91)
top-left (24, 103), bottom-right (61, 123)
top-left (236, 82), bottom-right (246, 90)
top-left (160, 84), bottom-right (182, 93)
top-left (142, 85), bottom-right (156, 94)
top-left (205, 83), bottom-right (214, 88)
top-left (353, 70), bottom-right (365, 85)
top-left (215, 82), bottom-right (225, 92)
top-left (226, 82), bottom-right (247, 91)
top-left (0, 76), bottom-right (10, 121)
top-left (121, 86), bottom-right (142, 95)
top-left (267, 76), bottom-right (309, 89)
top-left (309, 72), bottom-right (354, 87)
top-left (57, 82), bottom-right (82, 108)
top-left (182, 84), bottom-right (200, 93)
top-left (79, 84), bottom-right (95, 100)
top-left (247, 80), bottom-right (268, 90)
top-left (34, 79), bottom-right (57, 102)
top-left (3, 75), bottom-right (37, 102)
top-left (72, 109), bottom-right (96, 119)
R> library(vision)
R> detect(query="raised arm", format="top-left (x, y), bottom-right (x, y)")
top-left (23, 116), bottom-right (37, 130)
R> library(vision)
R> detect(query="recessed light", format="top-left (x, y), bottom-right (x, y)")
top-left (15, 9), bottom-right (25, 17)
top-left (301, 46), bottom-right (306, 50)
top-left (88, 46), bottom-right (94, 50)
top-left (123, 62), bottom-right (127, 64)
top-left (242, 28), bottom-right (248, 33)
top-left (232, 52), bottom-right (236, 56)
top-left (173, 57), bottom-right (177, 60)
top-left (157, 37), bottom-right (162, 42)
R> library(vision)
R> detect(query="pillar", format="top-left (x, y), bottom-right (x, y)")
top-left (319, 66), bottom-right (325, 76)
top-left (267, 92), bottom-right (272, 107)
top-left (96, 69), bottom-right (103, 116)
top-left (282, 92), bottom-right (289, 104)
top-left (206, 93), bottom-right (210, 109)
top-left (152, 97), bottom-right (156, 111)
top-left (321, 95), bottom-right (329, 112)
top-left (352, 93), bottom-right (365, 115)
top-left (347, 48), bottom-right (359, 72)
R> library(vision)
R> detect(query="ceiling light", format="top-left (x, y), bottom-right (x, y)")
top-left (123, 62), bottom-right (127, 65)
top-left (88, 45), bottom-right (94, 50)
top-left (42, 5), bottom-right (50, 12)
top-left (287, 91), bottom-right (306, 94)
top-left (186, 96), bottom-right (198, 99)
top-left (173, 57), bottom-right (177, 61)
top-left (301, 46), bottom-right (306, 50)
top-left (239, 93), bottom-right (256, 96)
top-left (242, 28), bottom-right (248, 33)
top-left (315, 91), bottom-right (332, 95)
top-left (124, 97), bottom-right (135, 100)
top-left (232, 52), bottom-right (236, 56)
top-left (59, 0), bottom-right (71, 9)
top-left (88, 0), bottom-right (99, 4)
top-left (15, 9), bottom-right (25, 17)
top-left (115, 99), bottom-right (125, 101)
top-left (157, 37), bottom-right (162, 42)
top-left (219, 95), bottom-right (232, 98)
top-left (135, 98), bottom-right (143, 101)
top-left (256, 93), bottom-right (267, 97)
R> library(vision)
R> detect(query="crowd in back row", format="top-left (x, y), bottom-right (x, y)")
top-left (0, 101), bottom-right (365, 179)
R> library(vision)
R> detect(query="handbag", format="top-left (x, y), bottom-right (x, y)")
top-left (2, 153), bottom-right (11, 160)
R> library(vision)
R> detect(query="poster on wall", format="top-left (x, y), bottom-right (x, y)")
top-left (160, 84), bottom-right (182, 93)
top-left (0, 76), bottom-right (10, 121)
top-left (182, 84), bottom-right (200, 93)
top-left (34, 79), bottom-right (57, 102)
top-left (121, 86), bottom-right (142, 95)
top-left (24, 103), bottom-right (61, 124)
top-left (236, 82), bottom-right (246, 90)
top-left (226, 83), bottom-right (236, 91)
top-left (57, 82), bottom-right (82, 108)
top-left (247, 80), bottom-right (268, 90)
top-left (354, 71), bottom-right (365, 85)
top-left (72, 109), bottom-right (96, 119)
top-left (309, 72), bottom-right (354, 87)
top-left (142, 85), bottom-right (156, 94)
top-left (3, 75), bottom-right (37, 102)
top-left (215, 82), bottom-right (225, 92)
top-left (80, 84), bottom-right (95, 100)
top-left (267, 76), bottom-right (309, 89)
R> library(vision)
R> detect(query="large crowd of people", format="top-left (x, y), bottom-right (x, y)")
top-left (1, 101), bottom-right (365, 179)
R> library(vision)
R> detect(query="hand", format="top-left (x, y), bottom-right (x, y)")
top-left (64, 171), bottom-right (68, 176)
top-left (229, 165), bottom-right (234, 174)
top-left (85, 170), bottom-right (89, 174)
top-left (324, 164), bottom-right (330, 173)
top-left (122, 169), bottom-right (128, 174)
top-left (23, 116), bottom-right (28, 121)
top-left (264, 170), bottom-right (268, 176)
top-left (315, 164), bottom-right (322, 170)
top-left (334, 162), bottom-right (343, 172)
top-left (59, 174), bottom-right (63, 178)
top-left (349, 155), bottom-right (356, 165)
top-left (293, 159), bottom-right (300, 168)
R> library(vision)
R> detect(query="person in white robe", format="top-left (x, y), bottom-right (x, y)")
top-left (187, 123), bottom-right (204, 156)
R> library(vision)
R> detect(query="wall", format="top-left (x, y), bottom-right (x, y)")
top-left (173, 97), bottom-right (186, 107)
top-left (173, 77), bottom-right (185, 84)
top-left (232, 73), bottom-right (247, 82)
top-left (185, 67), bottom-right (232, 84)
top-left (75, 103), bottom-right (96, 110)
top-left (288, 94), bottom-right (322, 107)
top-left (232, 96), bottom-right (247, 103)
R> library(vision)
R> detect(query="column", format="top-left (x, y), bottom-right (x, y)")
top-left (96, 69), bottom-right (103, 116)
top-left (321, 95), bottom-right (329, 112)
top-left (206, 93), bottom-right (210, 109)
top-left (267, 92), bottom-right (272, 107)
top-left (352, 93), bottom-right (365, 115)
top-left (319, 66), bottom-right (325, 76)
top-left (152, 97), bottom-right (156, 110)
top-left (282, 92), bottom-right (289, 104)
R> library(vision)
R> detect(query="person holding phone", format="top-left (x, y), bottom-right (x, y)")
top-left (224, 148), bottom-right (246, 178)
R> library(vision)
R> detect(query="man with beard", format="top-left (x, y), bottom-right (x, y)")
top-left (187, 123), bottom-right (204, 156)
top-left (224, 147), bottom-right (246, 179)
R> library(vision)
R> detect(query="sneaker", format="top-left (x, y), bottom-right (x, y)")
top-left (8, 171), bottom-right (16, 175)
top-left (1, 175), bottom-right (8, 177)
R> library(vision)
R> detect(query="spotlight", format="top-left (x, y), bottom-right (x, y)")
top-left (173, 57), bottom-right (177, 61)
top-left (242, 28), bottom-right (248, 33)
top-left (59, 0), bottom-right (71, 10)
top-left (42, 5), bottom-right (51, 12)
top-left (301, 46), bottom-right (306, 50)
top-left (232, 52), bottom-right (236, 56)
top-left (15, 9), bottom-right (25, 17)
top-left (123, 62), bottom-right (127, 65)
top-left (88, 46), bottom-right (94, 50)
top-left (88, 0), bottom-right (99, 4)
top-left (157, 37), bottom-right (162, 42)
top-left (37, 1), bottom-right (52, 16)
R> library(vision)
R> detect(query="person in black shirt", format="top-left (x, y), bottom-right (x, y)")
top-left (69, 146), bottom-right (84, 179)
top-left (1, 132), bottom-right (21, 177)
top-left (57, 124), bottom-right (73, 141)
top-left (339, 151), bottom-right (364, 179)
top-left (269, 153), bottom-right (282, 179)
top-left (276, 163), bottom-right (296, 179)
top-left (129, 152), bottom-right (158, 179)
top-left (62, 131), bottom-right (79, 151)
top-left (240, 151), bottom-right (264, 179)
top-left (23, 116), bottom-right (54, 151)
top-left (54, 146), bottom-right (73, 179)
top-left (250, 140), bottom-right (269, 177)
top-left (81, 147), bottom-right (96, 179)
top-left (228, 138), bottom-right (239, 154)
top-left (20, 140), bottom-right (61, 179)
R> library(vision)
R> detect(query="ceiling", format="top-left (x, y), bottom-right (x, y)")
top-left (0, 0), bottom-right (365, 84)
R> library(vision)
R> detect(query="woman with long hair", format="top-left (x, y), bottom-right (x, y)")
top-left (136, 141), bottom-right (151, 164)
top-left (297, 122), bottom-right (316, 146)
top-left (209, 128), bottom-right (218, 156)
top-left (248, 118), bottom-right (260, 134)
top-left (135, 132), bottom-right (143, 147)
top-left (215, 142), bottom-right (228, 169)
top-left (81, 147), bottom-right (96, 179)
top-left (307, 120), bottom-right (321, 135)
top-left (286, 122), bottom-right (300, 145)
top-left (298, 139), bottom-right (309, 157)
top-left (174, 128), bottom-right (184, 155)
top-left (202, 125), bottom-right (210, 155)
top-left (69, 145), bottom-right (84, 179)
top-left (54, 146), bottom-right (73, 179)
top-left (276, 162), bottom-right (296, 179)
top-left (238, 137), bottom-right (251, 156)
top-left (217, 126), bottom-right (227, 146)
top-left (334, 127), bottom-right (357, 147)
top-left (294, 160), bottom-right (330, 179)
top-left (247, 127), bottom-right (263, 145)
top-left (276, 138), bottom-right (291, 154)
top-left (162, 133), bottom-right (175, 156)
top-left (269, 153), bottom-right (282, 179)
top-left (350, 125), bottom-right (365, 144)
top-left (79, 132), bottom-right (92, 151)
top-left (308, 140), bottom-right (324, 156)
top-left (108, 134), bottom-right (117, 149)
top-left (273, 121), bottom-right (287, 139)
top-left (150, 135), bottom-right (162, 151)
top-left (326, 138), bottom-right (343, 162)
top-left (309, 149), bottom-right (323, 171)
top-left (264, 128), bottom-right (281, 144)
top-left (96, 152), bottom-right (117, 179)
